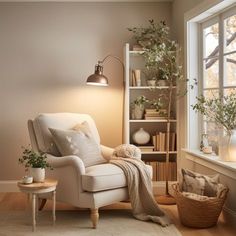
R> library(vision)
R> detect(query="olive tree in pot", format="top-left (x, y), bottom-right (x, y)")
top-left (19, 147), bottom-right (52, 182)
top-left (129, 20), bottom-right (188, 205)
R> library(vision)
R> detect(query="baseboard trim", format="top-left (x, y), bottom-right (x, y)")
top-left (0, 180), bottom-right (19, 192)
top-left (223, 206), bottom-right (236, 225)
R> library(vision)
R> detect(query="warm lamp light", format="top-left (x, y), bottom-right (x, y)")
top-left (86, 55), bottom-right (124, 86)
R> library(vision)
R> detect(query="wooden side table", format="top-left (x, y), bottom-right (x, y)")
top-left (17, 179), bottom-right (58, 232)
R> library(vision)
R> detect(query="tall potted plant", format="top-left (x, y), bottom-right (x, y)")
top-left (19, 146), bottom-right (52, 182)
top-left (192, 93), bottom-right (236, 161)
top-left (128, 20), bottom-right (186, 205)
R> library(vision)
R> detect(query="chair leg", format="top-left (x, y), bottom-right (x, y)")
top-left (90, 208), bottom-right (99, 229)
top-left (38, 198), bottom-right (47, 211)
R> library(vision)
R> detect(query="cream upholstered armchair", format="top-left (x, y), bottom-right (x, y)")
top-left (28, 113), bottom-right (151, 228)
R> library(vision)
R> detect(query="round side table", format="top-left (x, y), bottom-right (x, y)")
top-left (17, 179), bottom-right (58, 232)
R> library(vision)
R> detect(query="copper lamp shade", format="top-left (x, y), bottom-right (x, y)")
top-left (86, 64), bottom-right (108, 86)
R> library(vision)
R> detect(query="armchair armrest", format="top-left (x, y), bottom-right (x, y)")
top-left (46, 153), bottom-right (86, 175)
top-left (100, 145), bottom-right (114, 161)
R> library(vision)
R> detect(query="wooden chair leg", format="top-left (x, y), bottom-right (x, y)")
top-left (38, 198), bottom-right (47, 211)
top-left (90, 208), bottom-right (99, 229)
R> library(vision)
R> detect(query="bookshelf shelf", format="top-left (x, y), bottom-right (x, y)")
top-left (130, 86), bottom-right (176, 90)
top-left (129, 50), bottom-right (144, 55)
top-left (124, 43), bottom-right (178, 182)
top-left (129, 119), bottom-right (177, 123)
top-left (141, 151), bottom-right (177, 154)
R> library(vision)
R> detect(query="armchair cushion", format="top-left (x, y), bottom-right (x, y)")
top-left (49, 128), bottom-right (106, 167)
top-left (82, 163), bottom-right (152, 192)
top-left (32, 113), bottom-right (100, 156)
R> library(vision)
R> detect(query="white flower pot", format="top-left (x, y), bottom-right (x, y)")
top-left (133, 104), bottom-right (144, 119)
top-left (30, 168), bottom-right (45, 183)
top-left (132, 128), bottom-right (150, 145)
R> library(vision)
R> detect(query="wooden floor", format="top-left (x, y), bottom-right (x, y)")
top-left (0, 192), bottom-right (235, 236)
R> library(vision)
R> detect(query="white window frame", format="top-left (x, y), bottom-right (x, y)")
top-left (199, 7), bottom-right (236, 139)
top-left (185, 1), bottom-right (236, 151)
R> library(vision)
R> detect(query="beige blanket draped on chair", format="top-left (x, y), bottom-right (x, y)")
top-left (110, 144), bottom-right (171, 227)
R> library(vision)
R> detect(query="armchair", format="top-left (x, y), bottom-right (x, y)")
top-left (28, 113), bottom-right (152, 228)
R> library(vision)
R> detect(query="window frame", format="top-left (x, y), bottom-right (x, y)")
top-left (199, 6), bottom-right (236, 144)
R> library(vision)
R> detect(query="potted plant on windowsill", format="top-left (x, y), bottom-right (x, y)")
top-left (19, 146), bottom-right (52, 182)
top-left (192, 93), bottom-right (236, 162)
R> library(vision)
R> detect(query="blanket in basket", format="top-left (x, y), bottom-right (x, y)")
top-left (110, 144), bottom-right (171, 227)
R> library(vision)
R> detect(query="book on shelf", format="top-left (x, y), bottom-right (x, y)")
top-left (152, 132), bottom-right (176, 151)
top-left (143, 161), bottom-right (177, 181)
top-left (138, 145), bottom-right (155, 152)
top-left (144, 115), bottom-right (168, 120)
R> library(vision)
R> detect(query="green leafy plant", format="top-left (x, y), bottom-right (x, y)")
top-left (19, 146), bottom-right (52, 171)
top-left (192, 93), bottom-right (236, 134)
top-left (149, 97), bottom-right (165, 111)
top-left (128, 20), bottom-right (183, 85)
top-left (133, 95), bottom-right (149, 107)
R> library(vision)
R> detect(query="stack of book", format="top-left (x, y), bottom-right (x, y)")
top-left (131, 70), bottom-right (141, 86)
top-left (145, 161), bottom-right (177, 181)
top-left (144, 109), bottom-right (167, 120)
top-left (152, 132), bottom-right (176, 151)
top-left (138, 146), bottom-right (155, 153)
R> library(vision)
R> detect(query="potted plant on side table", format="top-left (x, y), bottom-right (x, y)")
top-left (19, 146), bottom-right (52, 182)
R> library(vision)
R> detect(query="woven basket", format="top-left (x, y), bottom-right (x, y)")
top-left (172, 183), bottom-right (228, 228)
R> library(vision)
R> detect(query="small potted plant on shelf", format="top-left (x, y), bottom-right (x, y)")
top-left (132, 95), bottom-right (149, 119)
top-left (19, 146), bottom-right (52, 182)
top-left (192, 92), bottom-right (236, 161)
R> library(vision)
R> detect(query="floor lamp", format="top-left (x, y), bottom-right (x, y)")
top-left (86, 55), bottom-right (125, 142)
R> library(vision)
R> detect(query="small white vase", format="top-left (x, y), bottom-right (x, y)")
top-left (30, 168), bottom-right (45, 183)
top-left (228, 129), bottom-right (236, 162)
top-left (132, 128), bottom-right (150, 145)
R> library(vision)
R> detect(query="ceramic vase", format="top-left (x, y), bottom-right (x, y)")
top-left (132, 128), bottom-right (150, 145)
top-left (147, 79), bottom-right (156, 87)
top-left (30, 168), bottom-right (45, 183)
top-left (133, 104), bottom-right (144, 120)
top-left (228, 129), bottom-right (236, 162)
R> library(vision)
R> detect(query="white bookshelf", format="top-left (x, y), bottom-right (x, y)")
top-left (124, 43), bottom-right (177, 179)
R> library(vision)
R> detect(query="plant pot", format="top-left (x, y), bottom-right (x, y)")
top-left (30, 168), bottom-right (45, 183)
top-left (147, 80), bottom-right (156, 87)
top-left (133, 104), bottom-right (144, 119)
top-left (132, 128), bottom-right (150, 145)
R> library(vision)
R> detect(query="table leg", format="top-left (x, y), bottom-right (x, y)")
top-left (52, 190), bottom-right (56, 224)
top-left (32, 194), bottom-right (36, 232)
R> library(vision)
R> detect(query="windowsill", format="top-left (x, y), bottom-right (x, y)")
top-left (182, 149), bottom-right (236, 180)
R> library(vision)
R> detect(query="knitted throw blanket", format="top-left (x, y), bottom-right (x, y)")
top-left (110, 144), bottom-right (171, 227)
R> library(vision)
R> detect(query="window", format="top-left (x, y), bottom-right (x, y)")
top-left (200, 7), bottom-right (236, 152)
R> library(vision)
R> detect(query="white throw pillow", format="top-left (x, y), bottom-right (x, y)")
top-left (182, 169), bottom-right (219, 197)
top-left (49, 127), bottom-right (105, 167)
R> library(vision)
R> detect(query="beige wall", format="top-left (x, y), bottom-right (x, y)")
top-left (171, 0), bottom-right (204, 151)
top-left (0, 2), bottom-right (171, 180)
